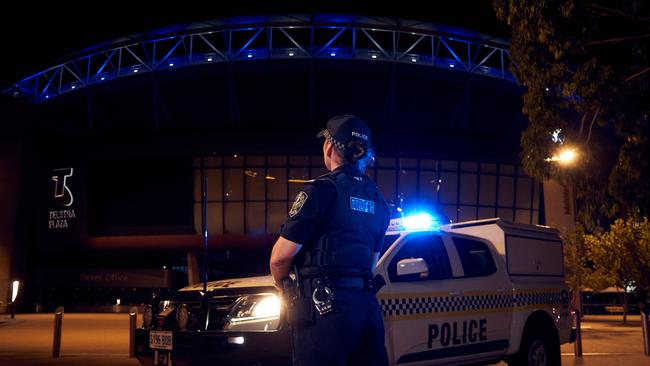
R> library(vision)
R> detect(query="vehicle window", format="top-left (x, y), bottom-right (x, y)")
top-left (388, 233), bottom-right (452, 283)
top-left (453, 237), bottom-right (497, 277)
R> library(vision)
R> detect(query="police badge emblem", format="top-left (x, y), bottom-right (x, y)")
top-left (289, 191), bottom-right (308, 217)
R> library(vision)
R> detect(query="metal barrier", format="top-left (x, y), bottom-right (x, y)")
top-left (52, 306), bottom-right (64, 358)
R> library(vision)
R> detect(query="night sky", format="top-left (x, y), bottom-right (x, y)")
top-left (0, 1), bottom-right (509, 89)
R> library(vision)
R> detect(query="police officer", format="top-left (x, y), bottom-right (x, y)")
top-left (270, 114), bottom-right (390, 366)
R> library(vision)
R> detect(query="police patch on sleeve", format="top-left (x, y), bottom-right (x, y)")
top-left (289, 191), bottom-right (309, 217)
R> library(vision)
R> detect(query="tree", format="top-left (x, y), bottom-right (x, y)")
top-left (562, 224), bottom-right (589, 312)
top-left (492, 0), bottom-right (650, 232)
top-left (583, 217), bottom-right (650, 323)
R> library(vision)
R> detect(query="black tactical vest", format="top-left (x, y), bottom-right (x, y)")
top-left (295, 164), bottom-right (388, 278)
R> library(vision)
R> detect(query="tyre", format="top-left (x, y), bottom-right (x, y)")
top-left (509, 325), bottom-right (560, 366)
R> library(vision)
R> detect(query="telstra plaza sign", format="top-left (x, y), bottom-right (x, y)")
top-left (48, 168), bottom-right (77, 230)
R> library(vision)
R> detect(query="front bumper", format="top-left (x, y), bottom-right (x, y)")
top-left (135, 328), bottom-right (291, 366)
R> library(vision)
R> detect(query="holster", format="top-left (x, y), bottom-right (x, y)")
top-left (281, 278), bottom-right (314, 327)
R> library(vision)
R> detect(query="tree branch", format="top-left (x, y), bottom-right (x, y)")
top-left (587, 33), bottom-right (650, 46)
top-left (625, 67), bottom-right (650, 83)
top-left (585, 4), bottom-right (650, 22)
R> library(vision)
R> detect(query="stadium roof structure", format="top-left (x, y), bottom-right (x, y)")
top-left (5, 14), bottom-right (515, 104)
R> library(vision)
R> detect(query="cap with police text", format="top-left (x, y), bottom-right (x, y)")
top-left (316, 114), bottom-right (371, 151)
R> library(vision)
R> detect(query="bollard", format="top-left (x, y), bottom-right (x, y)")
top-left (642, 304), bottom-right (650, 357)
top-left (574, 309), bottom-right (583, 357)
top-left (52, 306), bottom-right (64, 358)
top-left (10, 302), bottom-right (15, 319)
top-left (129, 306), bottom-right (138, 358)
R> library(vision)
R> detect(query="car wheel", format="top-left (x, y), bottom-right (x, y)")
top-left (510, 327), bottom-right (560, 366)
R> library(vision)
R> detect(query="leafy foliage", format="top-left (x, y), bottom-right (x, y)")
top-left (493, 0), bottom-right (650, 231)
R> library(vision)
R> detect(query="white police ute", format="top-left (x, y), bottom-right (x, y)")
top-left (135, 215), bottom-right (575, 366)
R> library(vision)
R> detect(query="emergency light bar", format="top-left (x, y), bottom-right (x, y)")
top-left (387, 213), bottom-right (444, 232)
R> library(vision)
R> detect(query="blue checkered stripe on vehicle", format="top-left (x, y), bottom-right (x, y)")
top-left (380, 294), bottom-right (512, 317)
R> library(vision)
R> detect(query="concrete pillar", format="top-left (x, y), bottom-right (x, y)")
top-left (0, 142), bottom-right (22, 313)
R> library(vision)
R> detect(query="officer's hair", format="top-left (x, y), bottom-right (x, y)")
top-left (344, 140), bottom-right (375, 172)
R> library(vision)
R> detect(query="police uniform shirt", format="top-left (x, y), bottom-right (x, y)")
top-left (279, 164), bottom-right (390, 265)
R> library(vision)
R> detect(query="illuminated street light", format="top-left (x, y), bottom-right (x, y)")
top-left (545, 147), bottom-right (579, 166)
top-left (11, 280), bottom-right (19, 319)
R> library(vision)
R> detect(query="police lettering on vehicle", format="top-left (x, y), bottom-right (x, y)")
top-left (350, 196), bottom-right (375, 214)
top-left (427, 319), bottom-right (487, 348)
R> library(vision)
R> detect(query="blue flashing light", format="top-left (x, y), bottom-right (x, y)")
top-left (100, 76), bottom-right (106, 80)
top-left (330, 52), bottom-right (336, 57)
top-left (207, 57), bottom-right (213, 62)
top-left (402, 213), bottom-right (437, 231)
top-left (247, 54), bottom-right (253, 58)
top-left (371, 54), bottom-right (377, 59)
top-left (449, 63), bottom-right (455, 68)
top-left (169, 63), bottom-right (174, 67)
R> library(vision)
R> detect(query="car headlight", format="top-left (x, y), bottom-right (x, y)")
top-left (228, 293), bottom-right (281, 323)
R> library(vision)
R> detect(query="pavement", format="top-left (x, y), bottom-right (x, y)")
top-left (0, 313), bottom-right (648, 365)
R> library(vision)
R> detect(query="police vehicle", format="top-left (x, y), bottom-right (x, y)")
top-left (135, 215), bottom-right (575, 366)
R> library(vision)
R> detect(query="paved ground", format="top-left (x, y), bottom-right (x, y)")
top-left (0, 313), bottom-right (648, 365)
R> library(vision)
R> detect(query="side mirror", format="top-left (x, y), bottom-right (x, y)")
top-left (397, 258), bottom-right (429, 277)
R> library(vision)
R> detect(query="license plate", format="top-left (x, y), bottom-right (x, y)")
top-left (149, 330), bottom-right (173, 350)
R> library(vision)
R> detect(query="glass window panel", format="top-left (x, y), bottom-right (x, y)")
top-left (458, 206), bottom-right (477, 222)
top-left (377, 157), bottom-right (396, 168)
top-left (246, 202), bottom-right (266, 234)
top-left (193, 169), bottom-right (201, 201)
top-left (224, 202), bottom-right (244, 234)
top-left (460, 173), bottom-right (478, 205)
top-left (497, 207), bottom-right (514, 221)
top-left (268, 156), bottom-right (287, 166)
top-left (532, 211), bottom-right (539, 225)
top-left (266, 168), bottom-right (287, 201)
top-left (438, 172), bottom-right (458, 205)
top-left (399, 158), bottom-right (417, 169)
top-left (207, 169), bottom-right (223, 202)
top-left (377, 169), bottom-right (397, 203)
top-left (515, 209), bottom-right (531, 224)
top-left (289, 167), bottom-right (310, 200)
top-left (518, 166), bottom-right (529, 177)
top-left (399, 169), bottom-right (418, 206)
top-left (194, 202), bottom-right (223, 235)
top-left (245, 168), bottom-right (265, 201)
top-left (480, 163), bottom-right (497, 173)
top-left (205, 157), bottom-right (221, 168)
top-left (224, 168), bottom-right (243, 201)
top-left (267, 202), bottom-right (288, 233)
top-left (225, 155), bottom-right (244, 167)
top-left (418, 171), bottom-right (438, 204)
top-left (310, 155), bottom-right (322, 165)
top-left (533, 182), bottom-right (541, 209)
top-left (420, 159), bottom-right (437, 170)
top-left (516, 177), bottom-right (532, 209)
top-left (498, 176), bottom-right (514, 207)
top-left (479, 175), bottom-right (497, 206)
top-left (439, 204), bottom-right (458, 223)
top-left (478, 207), bottom-right (496, 220)
top-left (500, 164), bottom-right (515, 176)
top-left (246, 156), bottom-right (265, 166)
top-left (441, 160), bottom-right (458, 171)
top-left (289, 155), bottom-right (309, 166)
top-left (461, 162), bottom-right (478, 172)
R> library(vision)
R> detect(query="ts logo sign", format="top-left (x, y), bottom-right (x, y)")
top-left (51, 168), bottom-right (74, 207)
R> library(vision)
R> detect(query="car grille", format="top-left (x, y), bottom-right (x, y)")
top-left (168, 294), bottom-right (241, 331)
